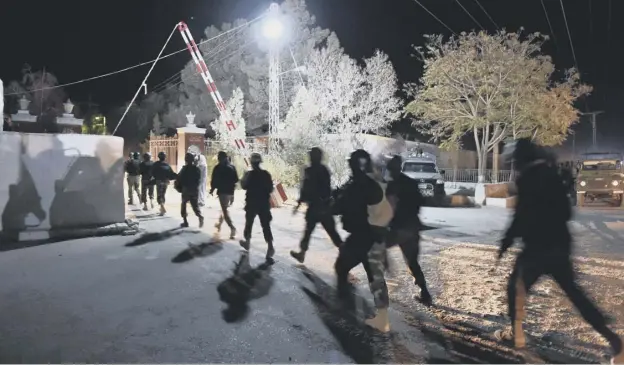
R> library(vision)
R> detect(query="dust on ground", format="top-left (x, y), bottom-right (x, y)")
top-left (427, 243), bottom-right (624, 358)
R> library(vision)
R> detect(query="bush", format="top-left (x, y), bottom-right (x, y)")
top-left (262, 153), bottom-right (302, 188)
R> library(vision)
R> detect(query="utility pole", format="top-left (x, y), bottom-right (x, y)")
top-left (267, 2), bottom-right (281, 151)
top-left (580, 111), bottom-right (604, 150)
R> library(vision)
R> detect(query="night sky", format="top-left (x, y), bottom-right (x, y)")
top-left (1, 0), bottom-right (622, 152)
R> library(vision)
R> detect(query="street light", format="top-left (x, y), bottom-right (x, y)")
top-left (262, 18), bottom-right (284, 40)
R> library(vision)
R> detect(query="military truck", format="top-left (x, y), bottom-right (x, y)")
top-left (576, 152), bottom-right (624, 207)
top-left (400, 149), bottom-right (446, 205)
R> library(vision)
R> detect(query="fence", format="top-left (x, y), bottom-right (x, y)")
top-left (149, 136), bottom-right (178, 172)
top-left (441, 168), bottom-right (512, 184)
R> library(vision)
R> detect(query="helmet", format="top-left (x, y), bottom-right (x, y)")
top-left (348, 149), bottom-right (372, 173)
top-left (250, 153), bottom-right (262, 164)
top-left (143, 152), bottom-right (152, 160)
top-left (128, 152), bottom-right (134, 158)
top-left (309, 147), bottom-right (323, 163)
top-left (132, 152), bottom-right (140, 159)
top-left (386, 154), bottom-right (403, 172)
top-left (185, 152), bottom-right (195, 164)
top-left (157, 151), bottom-right (166, 161)
top-left (217, 151), bottom-right (228, 161)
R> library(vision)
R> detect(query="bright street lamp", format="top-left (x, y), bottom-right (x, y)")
top-left (262, 18), bottom-right (284, 41)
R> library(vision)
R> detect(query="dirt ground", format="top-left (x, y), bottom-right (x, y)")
top-left (427, 243), bottom-right (624, 359)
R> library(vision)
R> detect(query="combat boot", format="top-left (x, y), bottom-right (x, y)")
top-left (364, 308), bottom-right (390, 333)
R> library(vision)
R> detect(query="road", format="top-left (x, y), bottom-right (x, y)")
top-left (0, 189), bottom-right (621, 363)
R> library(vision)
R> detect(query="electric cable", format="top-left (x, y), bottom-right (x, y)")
top-left (412, 0), bottom-right (457, 36)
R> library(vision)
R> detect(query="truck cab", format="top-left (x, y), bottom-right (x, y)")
top-left (401, 149), bottom-right (446, 204)
top-left (576, 152), bottom-right (624, 207)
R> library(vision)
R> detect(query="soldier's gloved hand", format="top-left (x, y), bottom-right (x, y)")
top-left (293, 203), bottom-right (301, 216)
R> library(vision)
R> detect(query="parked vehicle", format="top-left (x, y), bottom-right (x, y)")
top-left (576, 152), bottom-right (624, 207)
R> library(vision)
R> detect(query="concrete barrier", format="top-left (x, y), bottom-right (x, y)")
top-left (0, 132), bottom-right (125, 242)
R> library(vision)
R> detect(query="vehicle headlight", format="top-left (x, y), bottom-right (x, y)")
top-left (580, 181), bottom-right (586, 187)
top-left (612, 180), bottom-right (619, 186)
top-left (436, 179), bottom-right (444, 184)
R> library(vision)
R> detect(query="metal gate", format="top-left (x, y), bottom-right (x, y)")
top-left (149, 135), bottom-right (178, 172)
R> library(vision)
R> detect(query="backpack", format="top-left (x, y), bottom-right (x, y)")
top-left (366, 176), bottom-right (394, 228)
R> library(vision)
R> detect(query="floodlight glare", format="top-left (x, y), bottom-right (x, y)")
top-left (262, 18), bottom-right (284, 40)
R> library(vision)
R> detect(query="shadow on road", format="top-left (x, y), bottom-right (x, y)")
top-left (171, 240), bottom-right (224, 263)
top-left (217, 251), bottom-right (274, 323)
top-left (125, 227), bottom-right (197, 247)
top-left (299, 266), bottom-right (430, 364)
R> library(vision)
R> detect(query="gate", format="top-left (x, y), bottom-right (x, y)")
top-left (149, 135), bottom-right (178, 172)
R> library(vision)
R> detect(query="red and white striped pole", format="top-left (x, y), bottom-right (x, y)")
top-left (177, 22), bottom-right (249, 166)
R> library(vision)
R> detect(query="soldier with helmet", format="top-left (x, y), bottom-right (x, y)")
top-left (151, 151), bottom-right (177, 215)
top-left (139, 152), bottom-right (155, 211)
top-left (175, 152), bottom-right (204, 228)
top-left (239, 153), bottom-right (275, 263)
top-left (124, 152), bottom-right (141, 205)
top-left (331, 149), bottom-right (392, 332)
top-left (495, 138), bottom-right (623, 364)
top-left (291, 147), bottom-right (343, 264)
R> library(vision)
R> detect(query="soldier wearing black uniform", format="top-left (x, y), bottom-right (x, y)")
top-left (495, 138), bottom-right (623, 364)
top-left (152, 151), bottom-right (177, 216)
top-left (124, 152), bottom-right (141, 205)
top-left (385, 155), bottom-right (432, 306)
top-left (139, 152), bottom-right (155, 211)
top-left (239, 153), bottom-right (275, 262)
top-left (290, 147), bottom-right (343, 263)
top-left (175, 152), bottom-right (204, 228)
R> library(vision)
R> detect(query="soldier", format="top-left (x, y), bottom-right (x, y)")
top-left (175, 152), bottom-right (204, 228)
top-left (385, 155), bottom-right (432, 306)
top-left (151, 151), bottom-right (177, 216)
top-left (290, 147), bottom-right (343, 263)
top-left (495, 138), bottom-right (623, 364)
top-left (239, 153), bottom-right (275, 263)
top-left (139, 152), bottom-right (155, 211)
top-left (124, 152), bottom-right (141, 205)
top-left (210, 151), bottom-right (239, 239)
top-left (332, 149), bottom-right (393, 332)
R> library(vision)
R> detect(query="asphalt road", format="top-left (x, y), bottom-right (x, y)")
top-left (0, 191), bottom-right (621, 363)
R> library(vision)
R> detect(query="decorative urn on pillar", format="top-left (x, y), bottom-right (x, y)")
top-left (19, 95), bottom-right (31, 111)
top-left (186, 111), bottom-right (196, 127)
top-left (63, 99), bottom-right (75, 115)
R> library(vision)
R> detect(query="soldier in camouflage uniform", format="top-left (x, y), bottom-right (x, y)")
top-left (332, 149), bottom-right (392, 332)
top-left (151, 151), bottom-right (177, 216)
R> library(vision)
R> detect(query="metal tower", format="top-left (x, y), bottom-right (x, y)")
top-left (267, 2), bottom-right (281, 151)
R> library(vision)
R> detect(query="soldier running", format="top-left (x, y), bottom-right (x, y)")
top-left (495, 138), bottom-right (623, 364)
top-left (291, 147), bottom-right (343, 263)
top-left (385, 155), bottom-right (432, 306)
top-left (332, 149), bottom-right (393, 332)
top-left (124, 152), bottom-right (141, 205)
top-left (139, 152), bottom-right (155, 211)
top-left (210, 151), bottom-right (239, 239)
top-left (151, 151), bottom-right (177, 216)
top-left (175, 152), bottom-right (204, 228)
top-left (239, 153), bottom-right (275, 263)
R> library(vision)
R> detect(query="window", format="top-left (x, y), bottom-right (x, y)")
top-left (582, 161), bottom-right (618, 171)
top-left (402, 162), bottom-right (437, 173)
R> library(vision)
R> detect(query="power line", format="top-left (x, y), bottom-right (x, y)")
top-left (455, 0), bottom-right (485, 30)
top-left (540, 0), bottom-right (560, 53)
top-left (5, 13), bottom-right (267, 96)
top-left (150, 24), bottom-right (251, 93)
top-left (412, 0), bottom-right (457, 36)
top-left (472, 0), bottom-right (499, 29)
top-left (153, 38), bottom-right (256, 95)
top-left (558, 0), bottom-right (580, 72)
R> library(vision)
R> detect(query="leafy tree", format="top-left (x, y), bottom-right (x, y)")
top-left (4, 64), bottom-right (66, 116)
top-left (210, 87), bottom-right (247, 154)
top-left (82, 114), bottom-right (108, 135)
top-left (406, 30), bottom-right (590, 182)
top-left (166, 0), bottom-right (332, 130)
